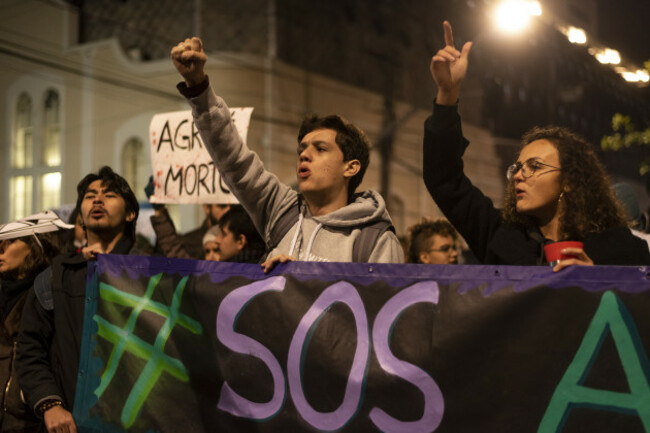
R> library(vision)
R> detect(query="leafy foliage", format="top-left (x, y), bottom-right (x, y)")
top-left (601, 114), bottom-right (650, 176)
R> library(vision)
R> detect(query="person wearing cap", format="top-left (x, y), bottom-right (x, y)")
top-left (202, 225), bottom-right (221, 261)
top-left (145, 174), bottom-right (233, 259)
top-left (16, 167), bottom-right (142, 433)
top-left (0, 211), bottom-right (69, 432)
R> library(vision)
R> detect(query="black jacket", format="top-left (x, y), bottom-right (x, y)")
top-left (150, 208), bottom-right (209, 259)
top-left (16, 236), bottom-right (139, 417)
top-left (0, 278), bottom-right (40, 432)
top-left (422, 102), bottom-right (650, 265)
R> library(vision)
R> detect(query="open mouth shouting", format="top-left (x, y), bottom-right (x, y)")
top-left (515, 186), bottom-right (525, 199)
top-left (89, 207), bottom-right (107, 219)
top-left (297, 164), bottom-right (311, 180)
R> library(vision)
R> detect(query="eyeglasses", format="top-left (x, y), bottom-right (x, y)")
top-left (506, 159), bottom-right (561, 181)
top-left (428, 244), bottom-right (457, 254)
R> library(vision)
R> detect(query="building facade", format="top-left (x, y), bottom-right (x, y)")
top-left (1, 0), bottom-right (510, 238)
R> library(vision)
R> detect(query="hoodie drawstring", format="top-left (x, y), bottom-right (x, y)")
top-left (287, 213), bottom-right (323, 260)
top-left (305, 222), bottom-right (323, 259)
top-left (288, 213), bottom-right (303, 257)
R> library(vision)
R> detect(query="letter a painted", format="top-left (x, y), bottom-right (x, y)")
top-left (157, 120), bottom-right (173, 152)
top-left (539, 291), bottom-right (650, 432)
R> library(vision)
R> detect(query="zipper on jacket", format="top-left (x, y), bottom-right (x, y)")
top-left (4, 340), bottom-right (17, 412)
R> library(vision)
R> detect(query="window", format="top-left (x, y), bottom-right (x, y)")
top-left (8, 89), bottom-right (63, 220)
top-left (121, 137), bottom-right (147, 200)
top-left (9, 176), bottom-right (33, 221)
top-left (12, 93), bottom-right (32, 169)
top-left (43, 90), bottom-right (61, 167)
top-left (40, 172), bottom-right (62, 211)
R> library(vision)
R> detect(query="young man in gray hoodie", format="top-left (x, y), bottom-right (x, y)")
top-left (171, 37), bottom-right (404, 271)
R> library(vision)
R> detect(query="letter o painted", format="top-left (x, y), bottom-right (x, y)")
top-left (287, 281), bottom-right (370, 431)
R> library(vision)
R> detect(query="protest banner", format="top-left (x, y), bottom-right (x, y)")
top-left (74, 257), bottom-right (650, 432)
top-left (148, 108), bottom-right (253, 204)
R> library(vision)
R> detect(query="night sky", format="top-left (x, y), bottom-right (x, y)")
top-left (596, 0), bottom-right (650, 65)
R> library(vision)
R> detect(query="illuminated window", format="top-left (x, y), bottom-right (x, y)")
top-left (12, 93), bottom-right (32, 169)
top-left (40, 172), bottom-right (62, 211)
top-left (9, 176), bottom-right (33, 221)
top-left (43, 90), bottom-right (61, 167)
top-left (7, 90), bottom-right (62, 220)
top-left (121, 137), bottom-right (147, 200)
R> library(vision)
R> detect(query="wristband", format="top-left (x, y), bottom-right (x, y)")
top-left (37, 399), bottom-right (63, 417)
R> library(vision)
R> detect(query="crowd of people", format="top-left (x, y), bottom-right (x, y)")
top-left (1, 20), bottom-right (649, 432)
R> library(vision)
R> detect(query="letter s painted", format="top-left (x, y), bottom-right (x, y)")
top-left (370, 281), bottom-right (444, 433)
top-left (216, 276), bottom-right (287, 420)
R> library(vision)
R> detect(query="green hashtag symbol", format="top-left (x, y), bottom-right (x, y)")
top-left (92, 273), bottom-right (203, 428)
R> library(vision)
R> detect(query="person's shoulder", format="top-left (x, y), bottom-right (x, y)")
top-left (585, 226), bottom-right (650, 265)
top-left (589, 225), bottom-right (638, 242)
top-left (631, 228), bottom-right (650, 245)
top-left (367, 227), bottom-right (404, 264)
top-left (128, 246), bottom-right (150, 256)
top-left (53, 251), bottom-right (85, 267)
top-left (183, 224), bottom-right (207, 239)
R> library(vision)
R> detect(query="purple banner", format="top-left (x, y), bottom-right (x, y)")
top-left (73, 256), bottom-right (650, 432)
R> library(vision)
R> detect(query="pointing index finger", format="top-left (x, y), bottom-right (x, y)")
top-left (443, 20), bottom-right (455, 48)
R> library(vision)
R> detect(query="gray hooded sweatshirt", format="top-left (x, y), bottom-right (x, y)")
top-left (184, 83), bottom-right (404, 263)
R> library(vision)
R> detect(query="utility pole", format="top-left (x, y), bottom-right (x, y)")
top-left (193, 0), bottom-right (201, 37)
top-left (263, 0), bottom-right (276, 168)
top-left (378, 94), bottom-right (395, 203)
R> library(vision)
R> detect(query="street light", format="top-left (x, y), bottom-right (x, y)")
top-left (493, 0), bottom-right (542, 34)
top-left (590, 47), bottom-right (621, 65)
top-left (566, 27), bottom-right (587, 44)
top-left (616, 68), bottom-right (650, 83)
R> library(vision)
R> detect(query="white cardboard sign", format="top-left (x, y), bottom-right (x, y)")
top-left (148, 108), bottom-right (254, 204)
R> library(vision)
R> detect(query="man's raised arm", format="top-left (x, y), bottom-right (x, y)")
top-left (168, 36), bottom-right (298, 246)
top-left (171, 37), bottom-right (208, 87)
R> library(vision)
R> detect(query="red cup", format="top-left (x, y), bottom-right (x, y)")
top-left (543, 241), bottom-right (584, 266)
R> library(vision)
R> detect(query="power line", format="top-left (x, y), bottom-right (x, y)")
top-left (0, 41), bottom-right (308, 132)
top-left (0, 43), bottom-right (181, 101)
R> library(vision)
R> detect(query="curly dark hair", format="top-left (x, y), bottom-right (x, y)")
top-left (407, 218), bottom-right (458, 263)
top-left (502, 126), bottom-right (626, 240)
top-left (298, 114), bottom-right (371, 202)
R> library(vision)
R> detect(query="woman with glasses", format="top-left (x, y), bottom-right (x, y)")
top-left (422, 21), bottom-right (650, 269)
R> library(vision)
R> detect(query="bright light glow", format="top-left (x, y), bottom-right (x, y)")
top-left (594, 48), bottom-right (621, 65)
top-left (527, 1), bottom-right (542, 16)
top-left (10, 176), bottom-right (33, 220)
top-left (41, 172), bottom-right (62, 211)
top-left (619, 69), bottom-right (650, 83)
top-left (494, 1), bottom-right (534, 33)
top-left (567, 27), bottom-right (587, 44)
top-left (637, 69), bottom-right (650, 82)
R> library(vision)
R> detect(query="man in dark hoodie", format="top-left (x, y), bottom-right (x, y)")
top-left (170, 37), bottom-right (404, 271)
top-left (17, 166), bottom-right (140, 433)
